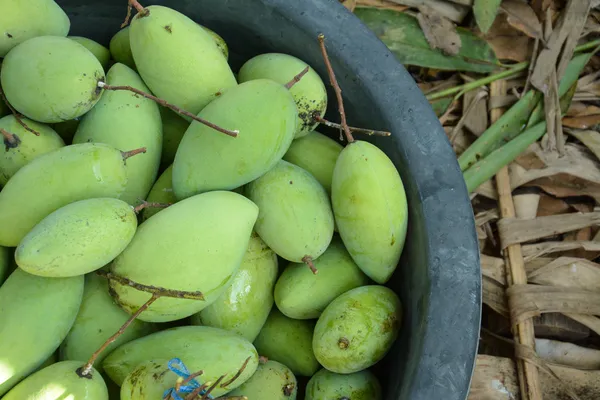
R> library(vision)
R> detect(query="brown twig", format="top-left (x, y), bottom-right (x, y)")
top-left (98, 82), bottom-right (238, 138)
top-left (284, 66), bottom-right (310, 89)
top-left (200, 375), bottom-right (225, 400)
top-left (302, 255), bottom-right (318, 275)
top-left (121, 3), bottom-right (133, 27)
top-left (121, 147), bottom-right (147, 161)
top-left (96, 270), bottom-right (206, 300)
top-left (220, 357), bottom-right (251, 388)
top-left (0, 86), bottom-right (40, 136)
top-left (258, 356), bottom-right (268, 364)
top-left (77, 293), bottom-right (160, 377)
top-left (130, 0), bottom-right (148, 16)
top-left (313, 114), bottom-right (391, 137)
top-left (317, 34), bottom-right (353, 143)
top-left (1, 128), bottom-right (20, 150)
top-left (134, 200), bottom-right (173, 214)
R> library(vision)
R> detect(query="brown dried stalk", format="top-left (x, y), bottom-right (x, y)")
top-left (220, 357), bottom-right (251, 388)
top-left (284, 66), bottom-right (310, 89)
top-left (133, 200), bottom-right (173, 214)
top-left (0, 86), bottom-right (40, 136)
top-left (96, 270), bottom-right (205, 300)
top-left (121, 147), bottom-right (147, 161)
top-left (302, 255), bottom-right (318, 275)
top-left (313, 114), bottom-right (391, 137)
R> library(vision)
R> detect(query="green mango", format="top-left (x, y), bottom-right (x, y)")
top-left (0, 115), bottom-right (65, 185)
top-left (247, 160), bottom-right (334, 267)
top-left (0, 61), bottom-right (7, 118)
top-left (274, 237), bottom-right (370, 320)
top-left (69, 36), bottom-right (111, 71)
top-left (120, 359), bottom-right (173, 400)
top-left (282, 130), bottom-right (343, 194)
top-left (253, 308), bottom-right (319, 377)
top-left (172, 79), bottom-right (297, 199)
top-left (2, 361), bottom-right (108, 400)
top-left (238, 53), bottom-right (327, 139)
top-left (129, 5), bottom-right (237, 117)
top-left (52, 118), bottom-right (81, 144)
top-left (73, 63), bottom-right (162, 205)
top-left (160, 108), bottom-right (190, 168)
top-left (141, 164), bottom-right (177, 222)
top-left (228, 360), bottom-right (297, 399)
top-left (102, 325), bottom-right (259, 396)
top-left (312, 285), bottom-right (401, 374)
top-left (60, 274), bottom-right (157, 374)
top-left (0, 142), bottom-right (132, 247)
top-left (0, 0), bottom-right (70, 57)
top-left (16, 198), bottom-right (137, 277)
top-left (109, 27), bottom-right (136, 70)
top-left (191, 232), bottom-right (278, 342)
top-left (1, 36), bottom-right (104, 123)
top-left (109, 190), bottom-right (258, 322)
top-left (203, 26), bottom-right (229, 60)
top-left (0, 246), bottom-right (10, 284)
top-left (0, 269), bottom-right (83, 396)
top-left (305, 368), bottom-right (382, 400)
top-left (332, 140), bottom-right (408, 283)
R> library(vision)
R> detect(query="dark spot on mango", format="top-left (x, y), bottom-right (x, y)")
top-left (289, 180), bottom-right (293, 184)
top-left (338, 337), bottom-right (350, 349)
top-left (164, 24), bottom-right (172, 33)
top-left (215, 91), bottom-right (222, 97)
top-left (382, 314), bottom-right (398, 333)
top-left (390, 235), bottom-right (395, 246)
top-left (283, 383), bottom-right (295, 396)
top-left (5, 32), bottom-right (13, 38)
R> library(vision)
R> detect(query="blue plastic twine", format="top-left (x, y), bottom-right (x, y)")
top-left (163, 358), bottom-right (214, 400)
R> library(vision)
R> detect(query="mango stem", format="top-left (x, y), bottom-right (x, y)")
top-left (313, 113), bottom-right (391, 137)
top-left (133, 200), bottom-right (173, 214)
top-left (189, 375), bottom-right (225, 400)
top-left (283, 384), bottom-right (295, 396)
top-left (98, 82), bottom-right (239, 138)
top-left (302, 255), bottom-right (318, 274)
top-left (258, 356), bottom-right (269, 364)
top-left (0, 128), bottom-right (20, 150)
top-left (130, 0), bottom-right (148, 16)
top-left (96, 270), bottom-right (206, 300)
top-left (0, 86), bottom-right (40, 136)
top-left (219, 357), bottom-right (251, 388)
top-left (317, 34), bottom-right (354, 143)
top-left (77, 293), bottom-right (160, 378)
top-left (121, 147), bottom-right (147, 161)
top-left (285, 66), bottom-right (310, 89)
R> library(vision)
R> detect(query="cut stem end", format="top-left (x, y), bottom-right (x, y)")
top-left (302, 255), bottom-right (318, 274)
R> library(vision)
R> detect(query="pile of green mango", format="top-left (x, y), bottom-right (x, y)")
top-left (0, 1), bottom-right (409, 399)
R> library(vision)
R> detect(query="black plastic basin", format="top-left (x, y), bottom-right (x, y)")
top-left (55, 0), bottom-right (482, 399)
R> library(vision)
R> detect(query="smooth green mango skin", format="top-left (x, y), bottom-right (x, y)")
top-left (191, 232), bottom-right (278, 342)
top-left (282, 131), bottom-right (342, 194)
top-left (60, 274), bottom-right (157, 374)
top-left (73, 63), bottom-right (162, 205)
top-left (0, 246), bottom-right (11, 285)
top-left (52, 119), bottom-right (80, 144)
top-left (313, 285), bottom-right (401, 374)
top-left (228, 360), bottom-right (297, 400)
top-left (1, 36), bottom-right (104, 123)
top-left (109, 191), bottom-right (258, 322)
top-left (120, 359), bottom-right (174, 400)
top-left (109, 27), bottom-right (136, 70)
top-left (69, 36), bottom-right (111, 71)
top-left (160, 108), bottom-right (190, 168)
top-left (0, 0), bottom-right (70, 57)
top-left (332, 140), bottom-right (408, 284)
top-left (2, 361), bottom-right (108, 400)
top-left (0, 269), bottom-right (83, 396)
top-left (247, 160), bottom-right (334, 263)
top-left (202, 26), bottom-right (229, 60)
top-left (0, 143), bottom-right (129, 247)
top-left (253, 308), bottom-right (319, 377)
top-left (0, 115), bottom-right (65, 185)
top-left (15, 198), bottom-right (137, 277)
top-left (129, 5), bottom-right (237, 117)
top-left (305, 368), bottom-right (382, 400)
top-left (172, 79), bottom-right (297, 199)
top-left (103, 326), bottom-right (259, 396)
top-left (0, 61), bottom-right (7, 118)
top-left (274, 237), bottom-right (370, 320)
top-left (238, 53), bottom-right (327, 139)
top-left (141, 165), bottom-right (176, 222)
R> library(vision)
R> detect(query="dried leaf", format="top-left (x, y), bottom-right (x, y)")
top-left (473, 0), bottom-right (502, 34)
top-left (483, 276), bottom-right (509, 316)
top-left (522, 241), bottom-right (600, 260)
top-left (356, 0), bottom-right (408, 11)
top-left (416, 5), bottom-right (461, 55)
top-left (354, 7), bottom-right (499, 72)
top-left (536, 192), bottom-right (571, 217)
top-left (564, 313), bottom-right (600, 336)
top-left (500, 0), bottom-right (543, 39)
top-left (527, 256), bottom-right (600, 290)
top-left (566, 102), bottom-right (600, 117)
top-left (475, 208), bottom-right (500, 226)
top-left (386, 0), bottom-right (470, 22)
top-left (481, 254), bottom-right (505, 285)
top-left (483, 13), bottom-right (534, 62)
top-left (568, 129), bottom-right (600, 160)
top-left (533, 313), bottom-right (591, 341)
top-left (341, 0), bottom-right (357, 11)
top-left (562, 114), bottom-right (600, 129)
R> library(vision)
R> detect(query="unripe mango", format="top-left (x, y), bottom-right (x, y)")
top-left (2, 361), bottom-right (108, 400)
top-left (73, 63), bottom-right (162, 205)
top-left (203, 26), bottom-right (229, 60)
top-left (129, 5), bottom-right (237, 117)
top-left (0, 269), bottom-right (83, 396)
top-left (60, 274), bottom-right (157, 373)
top-left (141, 164), bottom-right (177, 222)
top-left (1, 36), bottom-right (104, 123)
top-left (102, 325), bottom-right (259, 396)
top-left (109, 27), bottom-right (136, 70)
top-left (305, 368), bottom-right (382, 400)
top-left (282, 130), bottom-right (342, 194)
top-left (191, 232), bottom-right (278, 342)
top-left (228, 360), bottom-right (297, 399)
top-left (0, 0), bottom-right (70, 57)
top-left (332, 140), bottom-right (408, 283)
top-left (274, 237), bottom-right (370, 319)
top-left (160, 108), bottom-right (190, 168)
top-left (172, 79), bottom-right (297, 199)
top-left (0, 115), bottom-right (65, 185)
top-left (312, 285), bottom-right (401, 374)
top-left (109, 191), bottom-right (258, 322)
top-left (120, 359), bottom-right (173, 400)
top-left (253, 308), bottom-right (320, 377)
top-left (247, 160), bottom-right (334, 267)
top-left (238, 53), bottom-right (327, 138)
top-left (69, 36), bottom-right (111, 71)
top-left (0, 246), bottom-right (11, 285)
top-left (16, 198), bottom-right (137, 277)
top-left (0, 143), bottom-right (131, 247)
